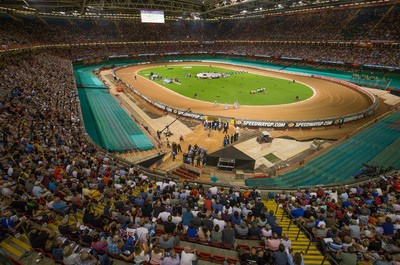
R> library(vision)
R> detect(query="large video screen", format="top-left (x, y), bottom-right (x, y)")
top-left (140, 10), bottom-right (165, 23)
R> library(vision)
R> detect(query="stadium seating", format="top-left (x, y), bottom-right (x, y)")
top-left (246, 111), bottom-right (400, 188)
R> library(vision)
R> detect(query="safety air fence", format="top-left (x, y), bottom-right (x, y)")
top-left (112, 59), bottom-right (379, 129)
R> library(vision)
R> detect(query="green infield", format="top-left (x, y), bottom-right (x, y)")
top-left (138, 65), bottom-right (313, 105)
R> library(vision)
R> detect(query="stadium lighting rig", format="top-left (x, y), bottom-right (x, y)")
top-left (0, 0), bottom-right (396, 20)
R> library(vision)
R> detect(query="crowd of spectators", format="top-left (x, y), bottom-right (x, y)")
top-left (0, 52), bottom-right (305, 265)
top-left (1, 5), bottom-right (399, 69)
top-left (0, 4), bottom-right (399, 48)
top-left (0, 5), bottom-right (399, 262)
top-left (19, 42), bottom-right (396, 69)
top-left (276, 171), bottom-right (400, 265)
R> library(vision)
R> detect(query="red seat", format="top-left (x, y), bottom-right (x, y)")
top-left (227, 257), bottom-right (240, 264)
top-left (212, 254), bottom-right (226, 264)
top-left (198, 252), bottom-right (212, 261)
top-left (198, 239), bottom-right (208, 244)
top-left (222, 243), bottom-right (234, 250)
top-left (155, 228), bottom-right (164, 236)
top-left (187, 237), bottom-right (198, 243)
top-left (254, 246), bottom-right (265, 252)
top-left (210, 241), bottom-right (221, 247)
top-left (236, 244), bottom-right (250, 252)
top-left (174, 246), bottom-right (184, 254)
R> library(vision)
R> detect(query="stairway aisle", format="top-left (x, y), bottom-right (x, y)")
top-left (264, 200), bottom-right (330, 265)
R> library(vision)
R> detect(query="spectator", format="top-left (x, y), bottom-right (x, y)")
top-left (235, 221), bottom-right (249, 238)
top-left (382, 217), bottom-right (395, 235)
top-left (63, 245), bottom-right (80, 265)
top-left (150, 245), bottom-right (165, 265)
top-left (211, 224), bottom-right (222, 243)
top-left (240, 247), bottom-right (260, 264)
top-left (180, 245), bottom-right (197, 265)
top-left (29, 227), bottom-right (53, 249)
top-left (162, 249), bottom-right (180, 265)
top-left (336, 247), bottom-right (357, 265)
top-left (290, 203), bottom-right (305, 219)
top-left (123, 242), bottom-right (150, 263)
top-left (249, 222), bottom-right (262, 238)
top-left (272, 244), bottom-right (290, 265)
top-left (76, 251), bottom-right (97, 265)
top-left (164, 215), bottom-right (177, 234)
top-left (187, 223), bottom-right (198, 240)
top-left (159, 234), bottom-right (176, 251)
top-left (107, 235), bottom-right (124, 257)
top-left (222, 222), bottom-right (235, 246)
top-left (51, 238), bottom-right (64, 261)
top-left (265, 233), bottom-right (281, 251)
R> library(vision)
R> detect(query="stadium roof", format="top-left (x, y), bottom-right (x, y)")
top-left (0, 0), bottom-right (392, 20)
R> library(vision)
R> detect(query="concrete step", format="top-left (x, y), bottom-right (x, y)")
top-left (261, 200), bottom-right (327, 264)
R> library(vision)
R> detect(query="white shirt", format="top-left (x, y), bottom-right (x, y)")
top-left (222, 206), bottom-right (233, 214)
top-left (210, 187), bottom-right (218, 195)
top-left (242, 208), bottom-right (252, 217)
top-left (171, 216), bottom-right (182, 225)
top-left (2, 186), bottom-right (12, 197)
top-left (158, 211), bottom-right (171, 222)
top-left (169, 180), bottom-right (177, 187)
top-left (32, 185), bottom-right (44, 198)
top-left (156, 181), bottom-right (169, 190)
top-left (261, 228), bottom-right (272, 238)
top-left (140, 174), bottom-right (148, 180)
top-left (213, 219), bottom-right (226, 231)
top-left (393, 203), bottom-right (400, 212)
top-left (136, 227), bottom-right (149, 242)
top-left (328, 191), bottom-right (338, 202)
top-left (180, 251), bottom-right (197, 265)
top-left (7, 167), bottom-right (13, 177)
top-left (191, 210), bottom-right (200, 217)
top-left (63, 253), bottom-right (79, 265)
top-left (126, 228), bottom-right (137, 237)
top-left (232, 206), bottom-right (242, 215)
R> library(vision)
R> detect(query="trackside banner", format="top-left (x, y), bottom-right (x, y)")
top-left (236, 119), bottom-right (342, 128)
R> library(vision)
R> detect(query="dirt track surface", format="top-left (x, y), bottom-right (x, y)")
top-left (116, 62), bottom-right (374, 121)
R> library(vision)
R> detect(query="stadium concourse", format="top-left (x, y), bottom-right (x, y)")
top-left (1, 1), bottom-right (400, 265)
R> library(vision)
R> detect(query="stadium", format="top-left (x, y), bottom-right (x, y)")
top-left (0, 0), bottom-right (400, 264)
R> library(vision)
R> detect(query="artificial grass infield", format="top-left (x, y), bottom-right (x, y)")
top-left (138, 65), bottom-right (313, 106)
